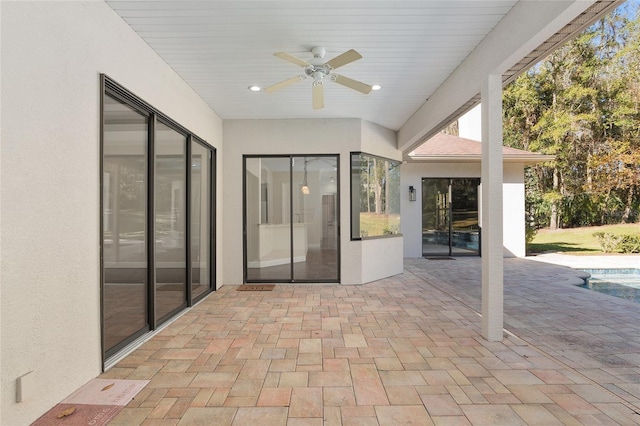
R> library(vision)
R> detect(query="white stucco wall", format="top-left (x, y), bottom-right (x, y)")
top-left (401, 162), bottom-right (525, 258)
top-left (362, 237), bottom-right (404, 283)
top-left (502, 163), bottom-right (526, 257)
top-left (223, 119), bottom-right (402, 285)
top-left (0, 2), bottom-right (223, 425)
top-left (360, 121), bottom-right (404, 282)
top-left (458, 104), bottom-right (482, 141)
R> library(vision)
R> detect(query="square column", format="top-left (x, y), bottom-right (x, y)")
top-left (481, 74), bottom-right (504, 341)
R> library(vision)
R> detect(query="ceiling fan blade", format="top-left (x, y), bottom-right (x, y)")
top-left (274, 52), bottom-right (311, 68)
top-left (324, 49), bottom-right (362, 70)
top-left (312, 82), bottom-right (324, 109)
top-left (264, 75), bottom-right (303, 93)
top-left (332, 74), bottom-right (372, 94)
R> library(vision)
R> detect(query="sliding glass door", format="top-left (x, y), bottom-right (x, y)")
top-left (244, 155), bottom-right (339, 282)
top-left (155, 122), bottom-right (187, 321)
top-left (245, 157), bottom-right (292, 281)
top-left (191, 142), bottom-right (213, 300)
top-left (101, 77), bottom-right (215, 363)
top-left (103, 95), bottom-right (150, 354)
top-left (422, 178), bottom-right (480, 256)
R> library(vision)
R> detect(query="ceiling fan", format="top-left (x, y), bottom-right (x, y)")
top-left (265, 46), bottom-right (372, 109)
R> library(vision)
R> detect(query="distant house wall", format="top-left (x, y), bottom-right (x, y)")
top-left (459, 104), bottom-right (482, 141)
top-left (401, 162), bottom-right (525, 258)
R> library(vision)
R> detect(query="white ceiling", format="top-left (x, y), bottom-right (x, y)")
top-left (105, 0), bottom-right (519, 131)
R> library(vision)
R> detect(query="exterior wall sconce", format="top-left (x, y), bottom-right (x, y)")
top-left (409, 185), bottom-right (416, 201)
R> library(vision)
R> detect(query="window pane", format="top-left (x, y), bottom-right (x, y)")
top-left (245, 157), bottom-right (292, 281)
top-left (351, 153), bottom-right (401, 239)
top-left (191, 142), bottom-right (212, 299)
top-left (421, 178), bottom-right (480, 256)
top-left (102, 93), bottom-right (149, 355)
top-left (451, 179), bottom-right (480, 255)
top-left (292, 156), bottom-right (339, 281)
top-left (421, 178), bottom-right (450, 256)
top-left (155, 122), bottom-right (187, 321)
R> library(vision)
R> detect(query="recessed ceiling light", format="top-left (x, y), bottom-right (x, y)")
top-left (371, 85), bottom-right (381, 91)
top-left (248, 85), bottom-right (261, 92)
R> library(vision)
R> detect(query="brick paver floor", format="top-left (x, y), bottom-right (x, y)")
top-left (100, 257), bottom-right (640, 425)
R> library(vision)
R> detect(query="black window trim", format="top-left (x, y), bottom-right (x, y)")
top-left (100, 74), bottom-right (216, 366)
top-left (349, 151), bottom-right (403, 241)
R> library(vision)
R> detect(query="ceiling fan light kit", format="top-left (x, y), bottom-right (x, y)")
top-left (265, 47), bottom-right (373, 109)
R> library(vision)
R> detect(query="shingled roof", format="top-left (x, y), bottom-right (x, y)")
top-left (408, 133), bottom-right (554, 164)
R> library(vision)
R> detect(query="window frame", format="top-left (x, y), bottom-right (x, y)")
top-left (100, 74), bottom-right (216, 366)
top-left (349, 151), bottom-right (402, 241)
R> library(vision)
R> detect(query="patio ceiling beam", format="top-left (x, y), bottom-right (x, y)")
top-left (397, 0), bottom-right (597, 154)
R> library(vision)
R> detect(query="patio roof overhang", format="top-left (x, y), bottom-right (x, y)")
top-left (104, 1), bottom-right (618, 147)
top-left (398, 0), bottom-right (618, 155)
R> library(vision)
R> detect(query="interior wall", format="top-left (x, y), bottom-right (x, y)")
top-left (0, 2), bottom-right (223, 425)
top-left (401, 162), bottom-right (526, 258)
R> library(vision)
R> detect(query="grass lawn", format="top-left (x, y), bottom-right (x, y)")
top-left (359, 212), bottom-right (400, 237)
top-left (529, 223), bottom-right (640, 254)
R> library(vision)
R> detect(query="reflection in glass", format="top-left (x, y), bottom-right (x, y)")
top-left (155, 122), bottom-right (187, 321)
top-left (451, 179), bottom-right (480, 255)
top-left (422, 179), bottom-right (450, 256)
top-left (245, 157), bottom-right (292, 281)
top-left (422, 178), bottom-right (480, 256)
top-left (191, 142), bottom-right (212, 299)
top-left (350, 153), bottom-right (401, 239)
top-left (102, 94), bottom-right (149, 355)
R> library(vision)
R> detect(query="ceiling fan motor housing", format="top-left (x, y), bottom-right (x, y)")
top-left (311, 46), bottom-right (326, 59)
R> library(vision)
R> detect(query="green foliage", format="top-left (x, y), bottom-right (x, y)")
top-left (593, 232), bottom-right (640, 253)
top-left (619, 235), bottom-right (640, 253)
top-left (592, 232), bottom-right (622, 252)
top-left (525, 225), bottom-right (537, 245)
top-left (503, 1), bottom-right (640, 230)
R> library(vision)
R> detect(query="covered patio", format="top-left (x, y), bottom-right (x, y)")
top-left (95, 258), bottom-right (640, 425)
top-left (2, 1), bottom-right (630, 424)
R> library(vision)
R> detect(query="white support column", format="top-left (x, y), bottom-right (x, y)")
top-left (481, 74), bottom-right (504, 341)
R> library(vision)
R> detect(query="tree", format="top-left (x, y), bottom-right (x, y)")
top-left (503, 0), bottom-right (640, 229)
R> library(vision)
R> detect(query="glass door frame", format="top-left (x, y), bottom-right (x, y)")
top-left (242, 154), bottom-right (340, 283)
top-left (421, 177), bottom-right (481, 257)
top-left (100, 75), bottom-right (216, 365)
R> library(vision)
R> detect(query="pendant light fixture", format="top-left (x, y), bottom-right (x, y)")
top-left (301, 158), bottom-right (310, 195)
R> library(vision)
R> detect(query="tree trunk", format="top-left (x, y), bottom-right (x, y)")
top-left (550, 204), bottom-right (558, 230)
top-left (586, 153), bottom-right (593, 191)
top-left (550, 167), bottom-right (560, 230)
top-left (366, 159), bottom-right (371, 213)
top-left (384, 165), bottom-right (389, 214)
top-left (374, 158), bottom-right (382, 214)
top-left (621, 186), bottom-right (634, 224)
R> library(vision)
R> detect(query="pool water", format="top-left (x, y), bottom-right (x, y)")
top-left (579, 268), bottom-right (640, 302)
